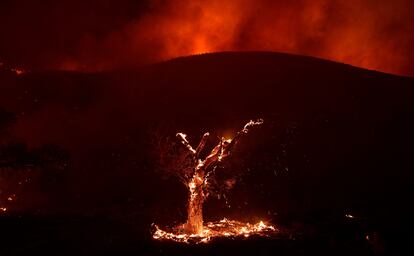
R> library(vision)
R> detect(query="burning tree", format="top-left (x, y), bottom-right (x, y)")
top-left (157, 119), bottom-right (264, 235)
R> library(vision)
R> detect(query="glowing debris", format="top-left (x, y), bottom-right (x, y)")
top-left (153, 218), bottom-right (277, 243)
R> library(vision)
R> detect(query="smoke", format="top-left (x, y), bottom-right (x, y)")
top-left (1, 0), bottom-right (413, 75)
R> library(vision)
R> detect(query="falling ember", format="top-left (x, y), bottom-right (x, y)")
top-left (153, 218), bottom-right (277, 244)
top-left (153, 119), bottom-right (277, 243)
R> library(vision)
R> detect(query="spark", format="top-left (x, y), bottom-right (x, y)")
top-left (242, 119), bottom-right (264, 133)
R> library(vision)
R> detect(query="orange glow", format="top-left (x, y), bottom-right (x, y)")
top-left (60, 0), bottom-right (414, 76)
top-left (153, 218), bottom-right (277, 243)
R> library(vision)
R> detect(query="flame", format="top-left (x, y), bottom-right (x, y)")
top-left (242, 119), bottom-right (264, 133)
top-left (153, 218), bottom-right (277, 244)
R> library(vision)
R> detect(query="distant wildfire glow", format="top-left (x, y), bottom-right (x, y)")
top-left (60, 0), bottom-right (414, 76)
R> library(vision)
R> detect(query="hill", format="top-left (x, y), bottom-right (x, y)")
top-left (0, 51), bottom-right (413, 254)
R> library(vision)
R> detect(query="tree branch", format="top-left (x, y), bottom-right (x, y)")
top-left (176, 133), bottom-right (196, 155)
top-left (195, 132), bottom-right (209, 158)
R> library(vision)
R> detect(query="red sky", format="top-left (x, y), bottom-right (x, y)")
top-left (1, 0), bottom-right (413, 76)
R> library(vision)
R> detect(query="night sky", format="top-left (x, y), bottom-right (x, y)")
top-left (0, 0), bottom-right (413, 75)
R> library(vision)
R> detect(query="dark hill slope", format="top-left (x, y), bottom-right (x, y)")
top-left (1, 51), bottom-right (413, 215)
top-left (0, 53), bottom-right (413, 254)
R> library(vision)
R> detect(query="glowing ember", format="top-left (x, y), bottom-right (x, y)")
top-left (11, 68), bottom-right (25, 75)
top-left (153, 218), bottom-right (277, 243)
top-left (153, 119), bottom-right (275, 243)
top-left (0, 62), bottom-right (27, 75)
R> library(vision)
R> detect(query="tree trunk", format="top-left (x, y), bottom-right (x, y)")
top-left (186, 170), bottom-right (204, 234)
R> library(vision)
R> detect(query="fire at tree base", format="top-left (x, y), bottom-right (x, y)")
top-left (152, 218), bottom-right (277, 244)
